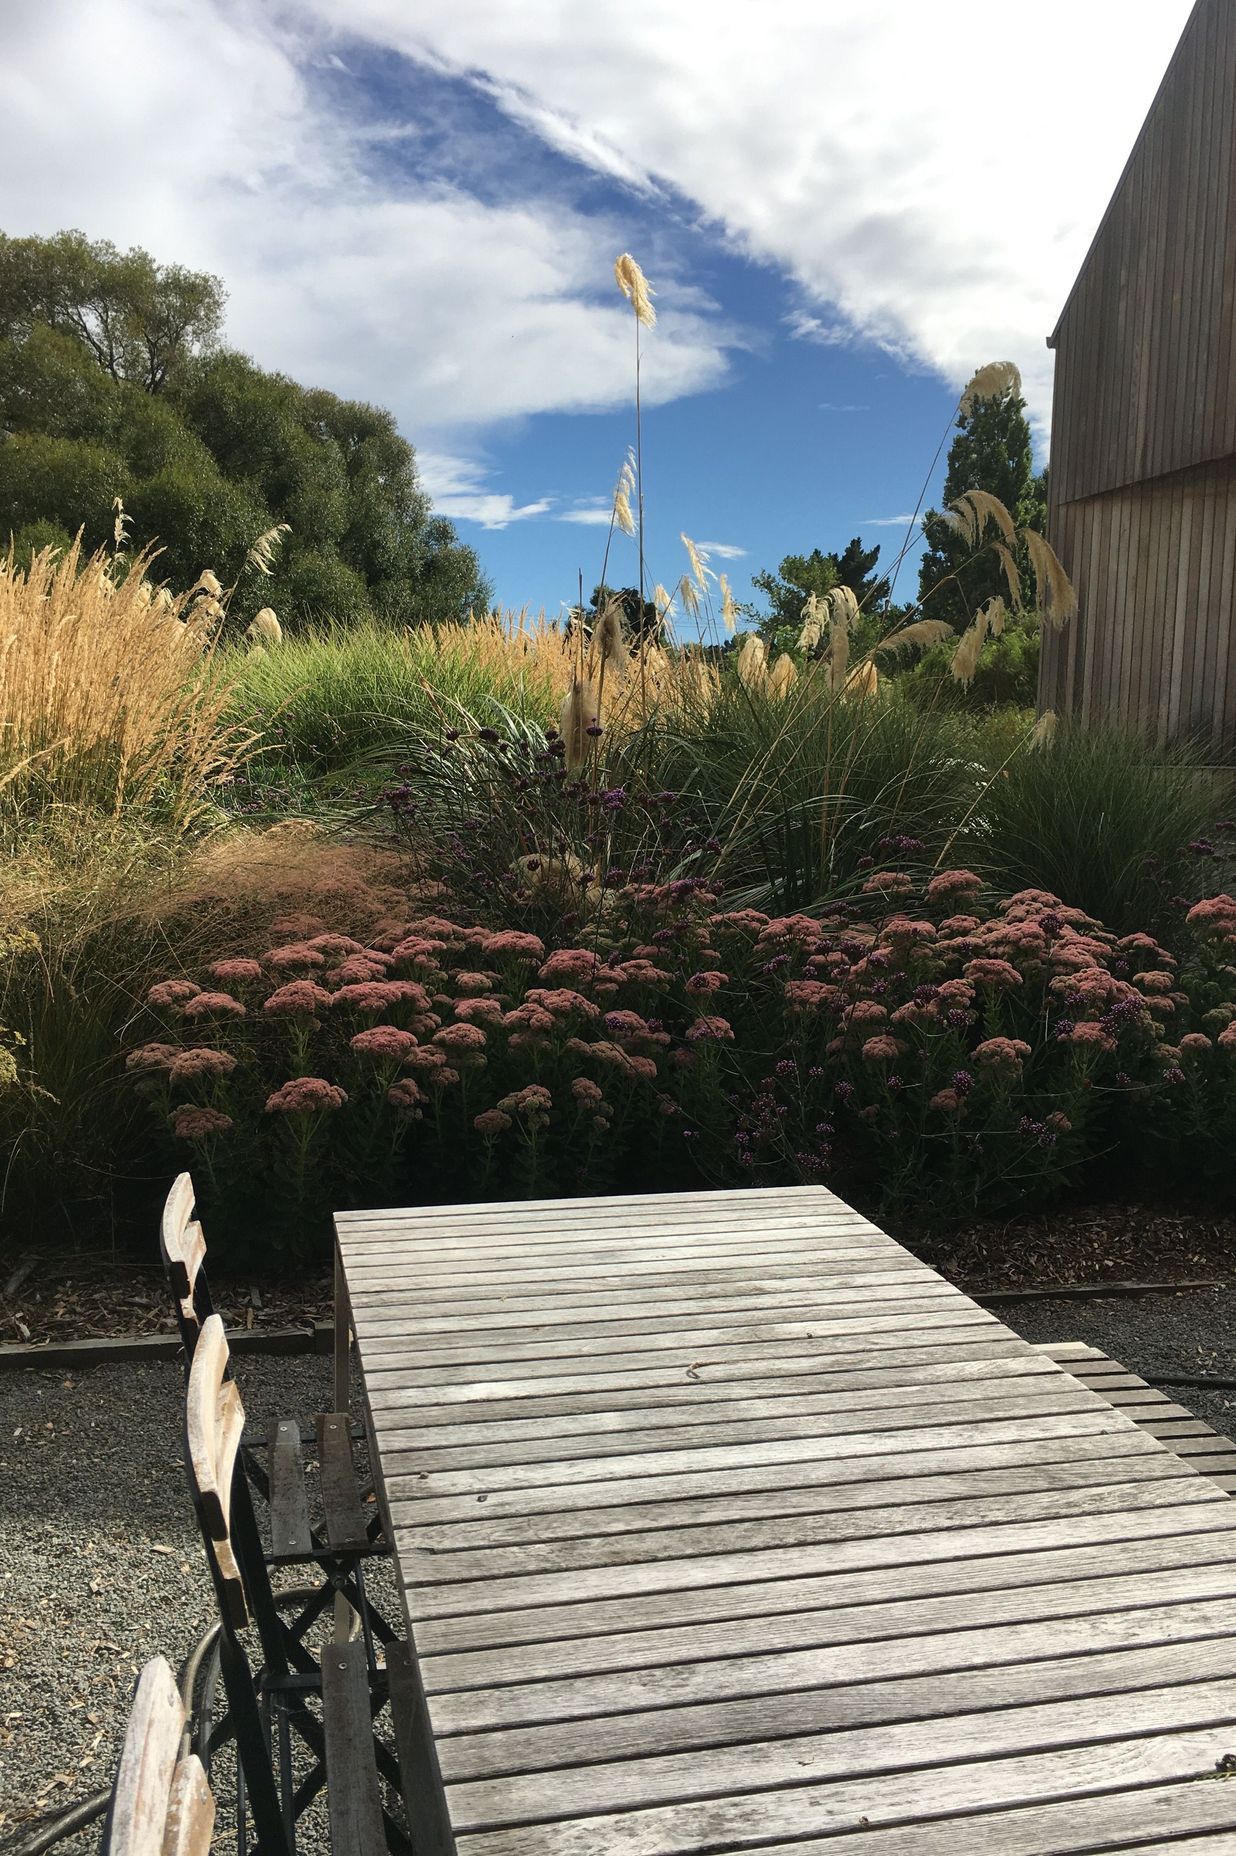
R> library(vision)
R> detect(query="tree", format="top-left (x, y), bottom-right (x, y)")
top-left (0, 228), bottom-right (490, 623)
top-left (0, 229), bottom-right (225, 392)
top-left (917, 387), bottom-right (1047, 629)
top-left (751, 538), bottom-right (891, 656)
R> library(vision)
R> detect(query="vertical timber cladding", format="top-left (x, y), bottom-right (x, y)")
top-left (1040, 0), bottom-right (1236, 750)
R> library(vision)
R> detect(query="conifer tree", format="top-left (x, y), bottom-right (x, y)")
top-left (917, 387), bottom-right (1046, 628)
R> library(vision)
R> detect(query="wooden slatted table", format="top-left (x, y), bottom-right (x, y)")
top-left (335, 1186), bottom-right (1236, 1854)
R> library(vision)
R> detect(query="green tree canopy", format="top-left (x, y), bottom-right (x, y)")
top-left (750, 538), bottom-right (891, 655)
top-left (0, 228), bottom-right (490, 624)
top-left (917, 385), bottom-right (1047, 629)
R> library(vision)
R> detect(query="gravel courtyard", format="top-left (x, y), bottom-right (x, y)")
top-left (3, 1289), bottom-right (1236, 1849)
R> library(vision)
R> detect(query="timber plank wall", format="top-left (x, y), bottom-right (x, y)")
top-left (1039, 0), bottom-right (1236, 751)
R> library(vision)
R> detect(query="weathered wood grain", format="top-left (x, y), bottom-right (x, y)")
top-left (337, 1184), bottom-right (1236, 1851)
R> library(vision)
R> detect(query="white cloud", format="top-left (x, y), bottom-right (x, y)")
top-left (556, 506), bottom-right (617, 527)
top-left (308, 0), bottom-right (1192, 431)
top-left (0, 0), bottom-right (736, 448)
top-left (864, 513), bottom-right (920, 527)
top-left (819, 402), bottom-right (868, 413)
top-left (697, 541), bottom-right (746, 559)
top-left (417, 452), bottom-right (552, 528)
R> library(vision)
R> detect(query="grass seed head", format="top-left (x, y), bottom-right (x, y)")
top-left (614, 253), bottom-right (656, 328)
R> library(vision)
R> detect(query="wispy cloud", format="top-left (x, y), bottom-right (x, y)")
top-left (556, 506), bottom-right (616, 527)
top-left (819, 402), bottom-right (869, 413)
top-left (419, 453), bottom-right (552, 529)
top-left (786, 311), bottom-right (857, 348)
top-left (863, 513), bottom-right (920, 528)
top-left (697, 540), bottom-right (746, 559)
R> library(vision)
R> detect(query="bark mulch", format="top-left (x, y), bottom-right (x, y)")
top-left (2, 1199), bottom-right (1233, 1350)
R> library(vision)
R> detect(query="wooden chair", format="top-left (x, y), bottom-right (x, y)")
top-left (100, 1656), bottom-right (215, 1855)
top-left (160, 1174), bottom-right (395, 1654)
top-left (185, 1312), bottom-right (424, 1855)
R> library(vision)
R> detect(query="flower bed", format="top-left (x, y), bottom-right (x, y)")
top-left (127, 880), bottom-right (1236, 1256)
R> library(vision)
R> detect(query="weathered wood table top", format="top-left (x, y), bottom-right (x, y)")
top-left (335, 1186), bottom-right (1236, 1854)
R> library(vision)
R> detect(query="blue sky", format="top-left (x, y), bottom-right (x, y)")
top-left (0, 0), bottom-right (1195, 620)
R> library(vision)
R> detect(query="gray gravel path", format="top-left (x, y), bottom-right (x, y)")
top-left (2, 1289), bottom-right (1235, 1850)
top-left (0, 1353), bottom-right (390, 1851)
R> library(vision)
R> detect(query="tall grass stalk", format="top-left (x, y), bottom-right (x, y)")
top-left (0, 540), bottom-right (251, 824)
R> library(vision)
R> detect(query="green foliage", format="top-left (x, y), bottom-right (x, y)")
top-left (900, 618), bottom-right (1041, 711)
top-left (917, 387), bottom-right (1047, 627)
top-left (0, 227), bottom-right (490, 624)
top-left (6, 518), bottom-right (73, 564)
top-left (0, 228), bottom-right (226, 392)
top-left (978, 726), bottom-right (1226, 934)
top-left (751, 537), bottom-right (891, 656)
top-left (0, 432), bottom-right (130, 547)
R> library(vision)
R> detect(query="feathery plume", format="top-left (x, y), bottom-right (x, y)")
top-left (826, 584), bottom-right (858, 691)
top-left (719, 572), bottom-right (737, 634)
top-left (769, 652), bottom-right (797, 698)
top-left (1021, 528), bottom-right (1078, 627)
top-left (612, 451), bottom-right (636, 537)
top-left (559, 675), bottom-right (600, 772)
top-left (993, 539), bottom-right (1025, 611)
top-left (591, 596), bottom-right (627, 672)
top-left (798, 592), bottom-right (824, 653)
top-left (843, 661), bottom-right (879, 702)
top-left (737, 633), bottom-right (767, 690)
top-left (112, 496), bottom-right (132, 551)
top-left (873, 619), bottom-right (955, 656)
top-left (681, 533), bottom-right (710, 592)
top-left (1029, 709), bottom-right (1058, 750)
top-left (951, 600), bottom-right (997, 686)
top-left (960, 360), bottom-right (1021, 414)
top-left (944, 489), bottom-right (1017, 550)
top-left (246, 522), bottom-right (291, 577)
top-left (614, 253), bottom-right (656, 328)
top-left (246, 607), bottom-right (282, 647)
top-left (678, 573), bottom-right (701, 620)
top-left (653, 583), bottom-right (676, 635)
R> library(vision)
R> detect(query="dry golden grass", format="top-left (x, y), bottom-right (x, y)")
top-left (0, 540), bottom-right (252, 822)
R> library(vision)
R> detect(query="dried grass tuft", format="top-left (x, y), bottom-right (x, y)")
top-left (960, 361), bottom-right (1022, 414)
top-left (1029, 709), bottom-right (1058, 750)
top-left (874, 619), bottom-right (956, 656)
top-left (944, 489), bottom-right (1017, 549)
top-left (737, 633), bottom-right (767, 690)
top-left (0, 539), bottom-right (252, 822)
top-left (246, 607), bottom-right (283, 646)
top-left (950, 599), bottom-right (1002, 686)
top-left (245, 523), bottom-right (291, 578)
top-left (719, 573), bottom-right (737, 635)
top-left (614, 253), bottom-right (656, 328)
top-left (1022, 529), bottom-right (1078, 627)
top-left (768, 652), bottom-right (798, 698)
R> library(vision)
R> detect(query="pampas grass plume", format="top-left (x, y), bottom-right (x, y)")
top-left (874, 619), bottom-right (955, 656)
top-left (769, 652), bottom-right (797, 698)
top-left (960, 360), bottom-right (1021, 414)
top-left (247, 608), bottom-right (283, 647)
top-left (737, 633), bottom-right (766, 690)
top-left (614, 253), bottom-right (656, 328)
top-left (1030, 709), bottom-right (1059, 750)
top-left (719, 573), bottom-right (737, 635)
top-left (1022, 529), bottom-right (1078, 627)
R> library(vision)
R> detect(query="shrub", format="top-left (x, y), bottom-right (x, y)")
top-left (125, 874), bottom-right (1236, 1255)
top-left (977, 725), bottom-right (1227, 934)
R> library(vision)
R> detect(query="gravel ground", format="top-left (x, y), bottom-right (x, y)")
top-left (0, 1352), bottom-right (398, 1852)
top-left (3, 1290), bottom-right (1236, 1849)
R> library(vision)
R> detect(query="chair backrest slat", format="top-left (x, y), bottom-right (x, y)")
top-left (161, 1751), bottom-right (215, 1856)
top-left (159, 1173), bottom-right (201, 1301)
top-left (104, 1658), bottom-right (189, 1856)
top-left (186, 1313), bottom-right (248, 1626)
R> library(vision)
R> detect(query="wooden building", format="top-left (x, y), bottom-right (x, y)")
top-left (1038, 0), bottom-right (1236, 751)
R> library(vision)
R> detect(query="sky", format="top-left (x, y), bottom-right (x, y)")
top-left (0, 0), bottom-right (1194, 618)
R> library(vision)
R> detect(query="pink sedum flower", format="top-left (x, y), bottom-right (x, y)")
top-left (207, 958), bottom-right (263, 986)
top-left (147, 980), bottom-right (199, 1008)
top-left (126, 1042), bottom-right (180, 1073)
top-left (685, 1016), bottom-right (735, 1043)
top-left (171, 1104), bottom-right (234, 1140)
top-left (264, 944), bottom-right (326, 972)
top-left (454, 972), bottom-right (494, 995)
top-left (263, 981), bottom-right (332, 1019)
top-left (387, 1078), bottom-right (425, 1114)
top-left (169, 1047), bottom-right (239, 1084)
top-left (686, 970), bottom-right (727, 994)
top-left (963, 958), bottom-right (1023, 991)
top-left (350, 1026), bottom-right (417, 1060)
top-left (973, 1036), bottom-right (1032, 1074)
top-left (861, 1034), bottom-right (906, 1064)
top-left (183, 991), bottom-right (246, 1020)
top-left (570, 1076), bottom-right (604, 1106)
top-left (925, 869), bottom-right (983, 901)
top-left (481, 930), bottom-right (546, 962)
top-left (861, 871), bottom-right (914, 897)
top-left (473, 1108), bottom-right (512, 1136)
top-left (455, 997), bottom-right (505, 1025)
top-left (265, 1077), bottom-right (348, 1115)
top-left (331, 980), bottom-right (431, 1014)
